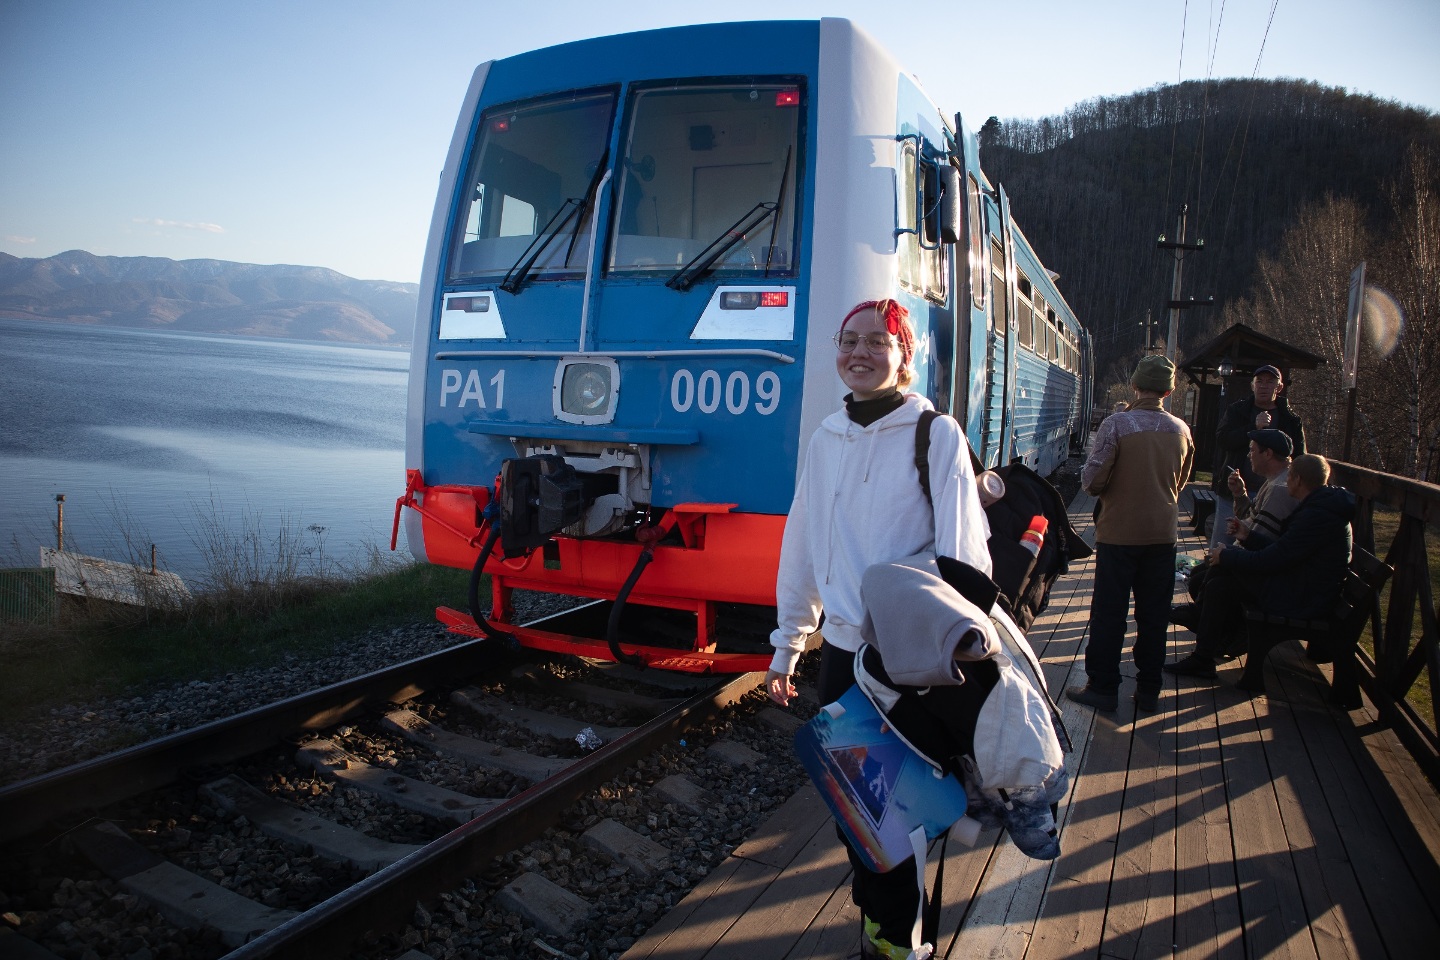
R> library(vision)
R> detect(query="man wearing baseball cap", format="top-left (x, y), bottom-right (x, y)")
top-left (1171, 427), bottom-right (1300, 631)
top-left (1068, 354), bottom-right (1193, 713)
top-left (1166, 454), bottom-right (1353, 680)
top-left (1211, 364), bottom-right (1306, 547)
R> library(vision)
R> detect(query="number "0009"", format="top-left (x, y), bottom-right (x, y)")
top-left (670, 370), bottom-right (781, 415)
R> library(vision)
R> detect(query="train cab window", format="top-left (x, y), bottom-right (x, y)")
top-left (898, 141), bottom-right (919, 291)
top-left (609, 82), bottom-right (802, 280)
top-left (448, 90), bottom-right (617, 282)
top-left (968, 175), bottom-right (985, 307)
top-left (898, 141), bottom-right (947, 302)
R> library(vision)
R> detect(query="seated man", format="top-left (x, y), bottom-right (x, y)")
top-left (1164, 454), bottom-right (1354, 680)
top-left (1171, 428), bottom-right (1300, 628)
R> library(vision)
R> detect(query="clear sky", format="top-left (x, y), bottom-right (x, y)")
top-left (3, 0), bottom-right (1437, 284)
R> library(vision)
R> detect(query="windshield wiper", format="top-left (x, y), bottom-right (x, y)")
top-left (499, 199), bottom-right (583, 294)
top-left (667, 145), bottom-right (792, 291)
top-left (665, 201), bottom-right (778, 292)
top-left (500, 153), bottom-right (610, 295)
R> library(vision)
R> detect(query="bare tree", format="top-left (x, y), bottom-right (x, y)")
top-left (1371, 145), bottom-right (1440, 479)
top-left (1241, 195), bottom-right (1375, 461)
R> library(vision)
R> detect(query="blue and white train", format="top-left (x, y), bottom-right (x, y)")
top-left (394, 19), bottom-right (1091, 672)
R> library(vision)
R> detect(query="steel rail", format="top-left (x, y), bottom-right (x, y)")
top-left (224, 670), bottom-right (760, 960)
top-left (2, 632), bottom-right (525, 842)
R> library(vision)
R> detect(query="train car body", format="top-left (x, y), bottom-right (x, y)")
top-left (396, 19), bottom-right (1089, 672)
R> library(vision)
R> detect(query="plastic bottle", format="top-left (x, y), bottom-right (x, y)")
top-left (1019, 515), bottom-right (1049, 557)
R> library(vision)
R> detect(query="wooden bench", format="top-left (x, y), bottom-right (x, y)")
top-left (1237, 546), bottom-right (1392, 709)
top-left (1189, 488), bottom-right (1217, 535)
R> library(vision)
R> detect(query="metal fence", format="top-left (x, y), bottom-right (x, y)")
top-left (1330, 461), bottom-right (1440, 787)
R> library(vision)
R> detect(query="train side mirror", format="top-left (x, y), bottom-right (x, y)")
top-left (936, 164), bottom-right (962, 245)
top-left (923, 162), bottom-right (961, 245)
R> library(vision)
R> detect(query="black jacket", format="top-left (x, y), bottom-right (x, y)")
top-left (1218, 485), bottom-right (1354, 619)
top-left (1213, 395), bottom-right (1306, 497)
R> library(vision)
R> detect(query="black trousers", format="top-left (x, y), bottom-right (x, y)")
top-left (1086, 541), bottom-right (1175, 695)
top-left (816, 642), bottom-right (921, 947)
top-left (1193, 567), bottom-right (1262, 658)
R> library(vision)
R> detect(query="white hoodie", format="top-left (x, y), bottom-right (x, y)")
top-left (768, 393), bottom-right (993, 675)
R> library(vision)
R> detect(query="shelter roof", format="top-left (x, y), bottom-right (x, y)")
top-left (1180, 322), bottom-right (1328, 383)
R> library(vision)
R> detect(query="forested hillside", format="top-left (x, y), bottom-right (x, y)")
top-left (981, 79), bottom-right (1440, 477)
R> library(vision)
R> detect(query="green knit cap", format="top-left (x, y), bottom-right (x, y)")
top-left (1132, 355), bottom-right (1175, 392)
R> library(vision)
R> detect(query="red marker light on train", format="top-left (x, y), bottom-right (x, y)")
top-left (719, 291), bottom-right (789, 310)
top-left (775, 89), bottom-right (800, 107)
top-left (491, 118), bottom-right (510, 133)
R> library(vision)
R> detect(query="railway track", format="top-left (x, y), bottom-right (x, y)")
top-left (0, 605), bottom-right (812, 959)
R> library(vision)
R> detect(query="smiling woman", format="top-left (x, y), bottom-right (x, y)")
top-left (0, 319), bottom-right (409, 584)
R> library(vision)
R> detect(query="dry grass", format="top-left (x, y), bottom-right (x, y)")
top-left (0, 506), bottom-right (470, 726)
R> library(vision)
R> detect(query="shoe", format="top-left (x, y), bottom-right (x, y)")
top-left (860, 916), bottom-right (911, 960)
top-left (1065, 684), bottom-right (1118, 712)
top-left (1134, 688), bottom-right (1160, 712)
top-left (1169, 603), bottom-right (1200, 631)
top-left (1162, 654), bottom-right (1218, 680)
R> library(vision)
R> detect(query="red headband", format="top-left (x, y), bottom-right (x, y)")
top-left (839, 299), bottom-right (913, 367)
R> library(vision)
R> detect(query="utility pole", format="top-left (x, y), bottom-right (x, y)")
top-left (1156, 204), bottom-right (1214, 363)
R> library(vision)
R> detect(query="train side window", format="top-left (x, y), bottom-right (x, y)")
top-left (968, 175), bottom-right (985, 308)
top-left (989, 238), bottom-right (1007, 333)
top-left (897, 140), bottom-right (919, 291)
top-left (897, 141), bottom-right (948, 303)
top-left (1016, 274), bottom-right (1033, 349)
top-left (448, 89), bottom-right (617, 282)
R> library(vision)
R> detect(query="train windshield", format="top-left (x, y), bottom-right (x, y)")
top-left (609, 82), bottom-right (801, 279)
top-left (448, 90), bottom-right (616, 282)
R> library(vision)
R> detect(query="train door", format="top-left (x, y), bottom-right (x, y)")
top-left (996, 188), bottom-right (1019, 463)
top-left (950, 127), bottom-right (988, 440)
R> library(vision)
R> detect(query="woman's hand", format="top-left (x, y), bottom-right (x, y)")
top-left (765, 670), bottom-right (797, 707)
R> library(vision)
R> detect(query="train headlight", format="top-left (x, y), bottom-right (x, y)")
top-left (554, 357), bottom-right (619, 424)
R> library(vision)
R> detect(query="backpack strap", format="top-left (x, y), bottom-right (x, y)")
top-left (915, 410), bottom-right (984, 505)
top-left (915, 410), bottom-right (941, 505)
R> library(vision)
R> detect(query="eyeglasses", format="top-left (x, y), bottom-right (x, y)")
top-left (834, 332), bottom-right (897, 353)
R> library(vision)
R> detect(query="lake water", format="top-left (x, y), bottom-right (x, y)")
top-left (0, 319), bottom-right (411, 584)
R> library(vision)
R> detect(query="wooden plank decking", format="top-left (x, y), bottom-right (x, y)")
top-left (623, 488), bottom-right (1440, 960)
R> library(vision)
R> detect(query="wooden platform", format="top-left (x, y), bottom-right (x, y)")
top-left (623, 488), bottom-right (1440, 959)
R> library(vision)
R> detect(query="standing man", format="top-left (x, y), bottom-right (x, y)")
top-left (1068, 355), bottom-right (1194, 713)
top-left (1212, 364), bottom-right (1305, 545)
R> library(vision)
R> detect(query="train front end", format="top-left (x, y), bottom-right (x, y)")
top-left (396, 23), bottom-right (823, 672)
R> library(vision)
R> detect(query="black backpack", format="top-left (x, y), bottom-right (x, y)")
top-left (915, 411), bottom-right (1092, 631)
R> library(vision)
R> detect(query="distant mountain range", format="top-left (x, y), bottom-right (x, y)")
top-left (0, 250), bottom-right (419, 345)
